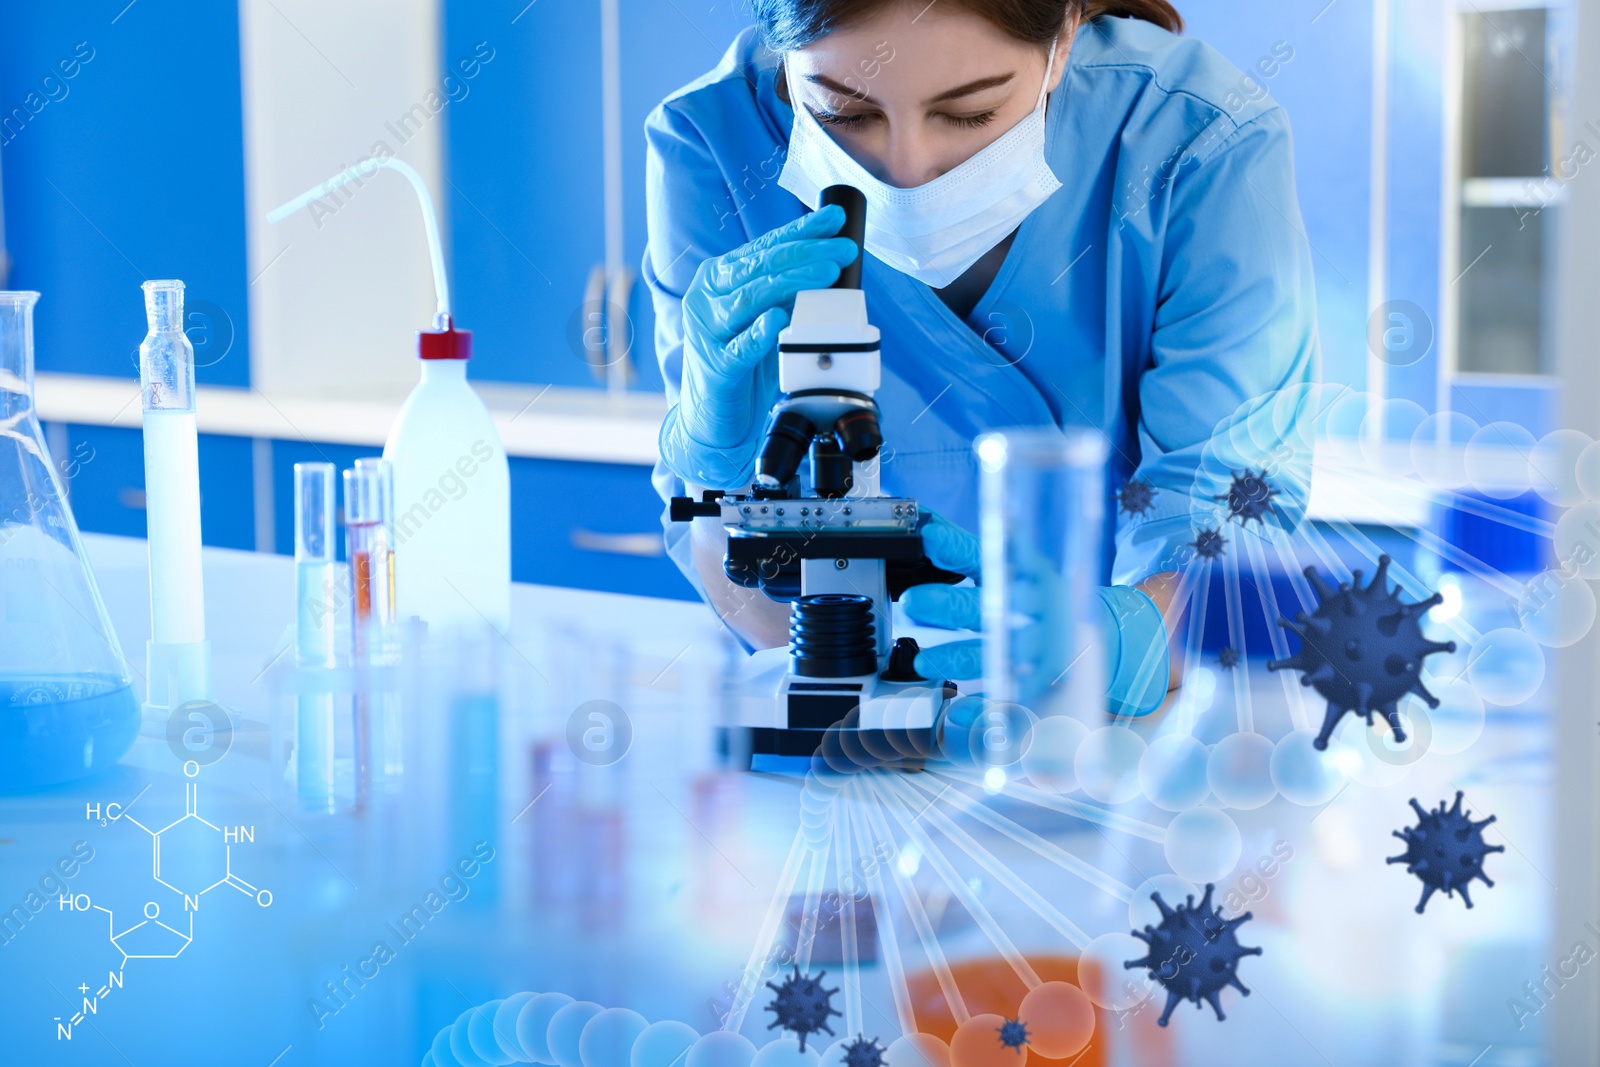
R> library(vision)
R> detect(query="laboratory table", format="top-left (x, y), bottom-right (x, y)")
top-left (0, 536), bottom-right (1559, 1067)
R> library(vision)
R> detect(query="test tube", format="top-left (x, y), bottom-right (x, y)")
top-left (345, 458), bottom-right (401, 791)
top-left (295, 463), bottom-right (337, 811)
top-left (295, 463), bottom-right (338, 665)
top-left (139, 279), bottom-right (211, 715)
top-left (978, 428), bottom-right (1109, 726)
top-left (344, 458), bottom-right (397, 657)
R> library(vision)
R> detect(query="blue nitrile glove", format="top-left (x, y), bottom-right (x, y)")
top-left (901, 512), bottom-right (1171, 717)
top-left (659, 207), bottom-right (862, 489)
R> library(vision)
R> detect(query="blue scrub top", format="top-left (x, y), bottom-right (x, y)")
top-left (644, 15), bottom-right (1318, 597)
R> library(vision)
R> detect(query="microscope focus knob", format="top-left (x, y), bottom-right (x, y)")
top-left (879, 637), bottom-right (926, 682)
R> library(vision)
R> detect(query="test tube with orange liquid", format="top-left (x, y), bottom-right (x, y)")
top-left (344, 458), bottom-right (400, 804)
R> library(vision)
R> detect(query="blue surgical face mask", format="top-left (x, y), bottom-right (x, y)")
top-left (779, 38), bottom-right (1064, 289)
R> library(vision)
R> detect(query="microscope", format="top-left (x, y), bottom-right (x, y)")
top-left (672, 186), bottom-right (964, 765)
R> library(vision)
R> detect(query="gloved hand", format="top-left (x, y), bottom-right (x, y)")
top-left (900, 512), bottom-right (984, 679)
top-left (660, 206), bottom-right (862, 489)
top-left (901, 512), bottom-right (1171, 717)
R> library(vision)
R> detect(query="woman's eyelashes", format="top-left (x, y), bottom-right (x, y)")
top-left (810, 108), bottom-right (1000, 129)
top-left (814, 109), bottom-right (873, 128)
top-left (940, 109), bottom-right (998, 129)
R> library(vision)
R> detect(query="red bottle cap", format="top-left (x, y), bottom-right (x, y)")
top-left (419, 317), bottom-right (472, 360)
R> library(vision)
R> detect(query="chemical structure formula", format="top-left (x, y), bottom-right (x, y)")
top-left (54, 760), bottom-right (272, 1041)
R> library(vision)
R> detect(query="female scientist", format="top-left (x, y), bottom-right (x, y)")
top-left (645, 0), bottom-right (1317, 716)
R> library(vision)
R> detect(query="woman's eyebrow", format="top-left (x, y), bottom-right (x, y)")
top-left (924, 72), bottom-right (1014, 105)
top-left (805, 73), bottom-right (881, 106)
top-left (802, 70), bottom-right (1015, 108)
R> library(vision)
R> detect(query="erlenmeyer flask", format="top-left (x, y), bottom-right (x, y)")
top-left (0, 292), bottom-right (139, 791)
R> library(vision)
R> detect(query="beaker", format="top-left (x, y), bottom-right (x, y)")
top-left (978, 427), bottom-right (1109, 725)
top-left (0, 292), bottom-right (139, 790)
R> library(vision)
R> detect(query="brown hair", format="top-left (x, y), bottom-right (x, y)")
top-left (755, 0), bottom-right (1183, 49)
top-left (1084, 1), bottom-right (1182, 33)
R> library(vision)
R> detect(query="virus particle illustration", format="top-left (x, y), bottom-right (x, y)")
top-left (1266, 555), bottom-right (1456, 751)
top-left (996, 1017), bottom-right (1031, 1053)
top-left (1217, 646), bottom-right (1241, 670)
top-left (1388, 792), bottom-right (1505, 913)
top-left (842, 1034), bottom-right (888, 1067)
top-left (1125, 884), bottom-right (1261, 1026)
top-left (1214, 468), bottom-right (1279, 527)
top-left (1190, 526), bottom-right (1227, 561)
top-left (1117, 478), bottom-right (1158, 518)
top-left (766, 966), bottom-right (841, 1052)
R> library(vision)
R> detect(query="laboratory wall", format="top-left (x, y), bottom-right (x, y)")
top-left (0, 0), bottom-right (1558, 594)
top-left (0, 1), bottom-right (251, 388)
top-left (239, 0), bottom-right (445, 402)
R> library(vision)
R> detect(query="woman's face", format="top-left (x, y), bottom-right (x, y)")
top-left (785, 2), bottom-right (1071, 188)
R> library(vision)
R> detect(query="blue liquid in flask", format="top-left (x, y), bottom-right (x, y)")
top-left (0, 675), bottom-right (139, 791)
top-left (0, 290), bottom-right (141, 792)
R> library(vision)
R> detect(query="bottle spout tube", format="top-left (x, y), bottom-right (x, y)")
top-left (266, 157), bottom-right (451, 323)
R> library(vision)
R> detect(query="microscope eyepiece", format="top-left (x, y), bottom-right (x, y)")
top-left (820, 185), bottom-right (866, 291)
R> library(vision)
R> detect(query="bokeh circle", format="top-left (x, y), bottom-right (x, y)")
top-left (1138, 735), bottom-right (1210, 811)
top-left (1075, 726), bottom-right (1146, 805)
top-left (1163, 807), bottom-right (1242, 883)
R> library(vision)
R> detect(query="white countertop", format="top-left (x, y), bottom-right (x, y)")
top-left (34, 372), bottom-right (666, 466)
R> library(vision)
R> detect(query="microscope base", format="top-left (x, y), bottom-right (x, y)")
top-left (718, 728), bottom-right (931, 772)
top-left (721, 647), bottom-right (952, 768)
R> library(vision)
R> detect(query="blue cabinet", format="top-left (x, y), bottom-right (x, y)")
top-left (53, 425), bottom-right (145, 540)
top-left (617, 1), bottom-right (755, 392)
top-left (441, 0), bottom-right (607, 389)
top-left (507, 456), bottom-right (692, 600)
top-left (441, 0), bottom-right (751, 392)
top-left (52, 424), bottom-right (256, 551)
top-left (0, 2), bottom-right (250, 387)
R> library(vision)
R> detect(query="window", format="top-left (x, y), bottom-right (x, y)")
top-left (1453, 5), bottom-right (1564, 376)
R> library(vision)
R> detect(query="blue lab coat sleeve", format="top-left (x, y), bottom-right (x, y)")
top-left (642, 89), bottom-right (756, 606)
top-left (1109, 106), bottom-right (1320, 587)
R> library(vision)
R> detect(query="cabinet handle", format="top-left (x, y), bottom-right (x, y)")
top-left (569, 529), bottom-right (664, 557)
top-left (580, 263), bottom-right (607, 380)
top-left (605, 266), bottom-right (635, 388)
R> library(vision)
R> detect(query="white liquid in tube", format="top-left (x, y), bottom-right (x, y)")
top-left (142, 408), bottom-right (205, 645)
